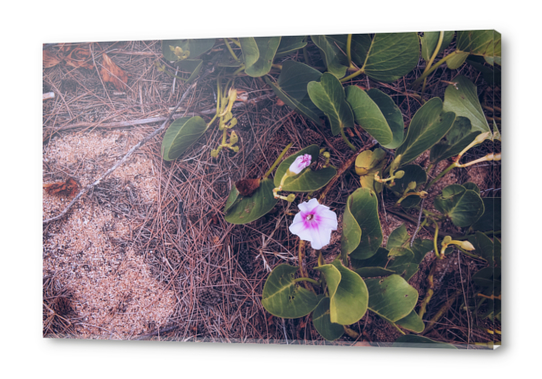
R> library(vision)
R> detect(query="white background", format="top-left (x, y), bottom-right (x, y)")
top-left (0, 1), bottom-right (537, 378)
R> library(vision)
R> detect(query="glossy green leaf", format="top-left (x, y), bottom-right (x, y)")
top-left (261, 264), bottom-right (320, 318)
top-left (316, 260), bottom-right (369, 325)
top-left (396, 98), bottom-right (456, 166)
top-left (366, 275), bottom-right (418, 323)
top-left (456, 30), bottom-right (501, 65)
top-left (387, 224), bottom-right (409, 249)
top-left (395, 310), bottom-right (425, 333)
top-left (367, 89), bottom-right (405, 149)
top-left (342, 188), bottom-right (383, 260)
top-left (276, 36), bottom-right (307, 57)
top-left (274, 145), bottom-right (336, 192)
top-left (341, 195), bottom-right (362, 259)
top-left (443, 75), bottom-right (490, 133)
top-left (162, 39), bottom-right (216, 61)
top-left (345, 86), bottom-right (393, 145)
top-left (468, 231), bottom-right (496, 265)
top-left (387, 247), bottom-right (416, 279)
top-left (312, 297), bottom-right (345, 341)
top-left (265, 60), bottom-right (323, 124)
top-left (308, 73), bottom-right (354, 136)
top-left (463, 182), bottom-right (480, 194)
top-left (327, 34), bottom-right (372, 68)
top-left (361, 33), bottom-right (420, 83)
top-left (161, 116), bottom-right (208, 161)
top-left (224, 179), bottom-right (278, 224)
top-left (393, 335), bottom-right (457, 349)
top-left (420, 31), bottom-right (455, 61)
top-left (310, 35), bottom-right (349, 78)
top-left (352, 248), bottom-right (393, 277)
top-left (240, 36), bottom-right (281, 77)
top-left (446, 51), bottom-right (470, 70)
top-left (471, 197), bottom-right (501, 232)
top-left (434, 184), bottom-right (485, 227)
top-left (410, 239), bottom-right (434, 264)
top-left (430, 116), bottom-right (481, 163)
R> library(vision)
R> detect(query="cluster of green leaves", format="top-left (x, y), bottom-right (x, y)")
top-left (158, 31), bottom-right (501, 345)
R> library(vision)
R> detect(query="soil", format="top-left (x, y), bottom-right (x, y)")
top-left (42, 38), bottom-right (501, 347)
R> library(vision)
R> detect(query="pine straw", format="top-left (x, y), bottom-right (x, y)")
top-left (43, 38), bottom-right (500, 347)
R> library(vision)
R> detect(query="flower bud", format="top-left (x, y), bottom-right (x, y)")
top-left (394, 170), bottom-right (405, 179)
top-left (288, 154), bottom-right (312, 175)
top-left (229, 131), bottom-right (238, 145)
top-left (459, 241), bottom-right (475, 251)
top-left (407, 181), bottom-right (417, 190)
top-left (286, 193), bottom-right (296, 202)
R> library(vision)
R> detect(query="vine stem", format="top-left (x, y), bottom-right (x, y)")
top-left (346, 34), bottom-right (353, 67)
top-left (411, 50), bottom-right (461, 88)
top-left (340, 126), bottom-right (357, 152)
top-left (263, 142), bottom-right (293, 180)
top-left (421, 31), bottom-right (444, 93)
top-left (418, 258), bottom-right (438, 320)
top-left (43, 82), bottom-right (198, 225)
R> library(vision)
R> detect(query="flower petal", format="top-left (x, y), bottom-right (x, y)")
top-left (298, 198), bottom-right (320, 214)
top-left (306, 226), bottom-right (331, 250)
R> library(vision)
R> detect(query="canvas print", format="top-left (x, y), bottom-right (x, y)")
top-left (42, 31), bottom-right (501, 348)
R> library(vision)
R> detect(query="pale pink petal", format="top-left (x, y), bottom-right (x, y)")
top-left (315, 208), bottom-right (338, 231)
top-left (298, 198), bottom-right (320, 214)
top-left (289, 213), bottom-right (307, 235)
top-left (288, 154), bottom-right (312, 174)
top-left (306, 227), bottom-right (331, 250)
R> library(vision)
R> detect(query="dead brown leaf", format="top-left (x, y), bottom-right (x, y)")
top-left (43, 177), bottom-right (79, 198)
top-left (43, 50), bottom-right (61, 68)
top-left (100, 53), bottom-right (128, 90)
top-left (235, 178), bottom-right (261, 197)
top-left (64, 47), bottom-right (94, 70)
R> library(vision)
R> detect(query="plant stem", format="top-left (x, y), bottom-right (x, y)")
top-left (432, 219), bottom-right (440, 258)
top-left (224, 38), bottom-right (240, 62)
top-left (427, 162), bottom-right (457, 190)
top-left (418, 259), bottom-right (438, 320)
top-left (263, 142), bottom-right (293, 179)
top-left (421, 31), bottom-right (444, 93)
top-left (340, 127), bottom-right (357, 152)
top-left (340, 68), bottom-right (364, 83)
top-left (423, 288), bottom-right (462, 334)
top-left (411, 50), bottom-right (460, 88)
top-left (346, 34), bottom-right (353, 67)
top-left (293, 277), bottom-right (319, 286)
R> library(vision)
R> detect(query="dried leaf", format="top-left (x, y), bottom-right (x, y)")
top-left (43, 50), bottom-right (61, 68)
top-left (100, 53), bottom-right (128, 90)
top-left (43, 178), bottom-right (79, 198)
top-left (235, 178), bottom-right (261, 197)
top-left (64, 47), bottom-right (94, 70)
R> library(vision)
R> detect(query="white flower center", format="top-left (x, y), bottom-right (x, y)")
top-left (305, 213), bottom-right (314, 222)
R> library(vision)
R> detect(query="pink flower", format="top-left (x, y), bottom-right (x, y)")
top-left (289, 198), bottom-right (338, 249)
top-left (288, 154), bottom-right (312, 175)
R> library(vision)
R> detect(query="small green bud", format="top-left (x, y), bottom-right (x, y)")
top-left (394, 170), bottom-right (405, 179)
top-left (211, 149), bottom-right (219, 158)
top-left (407, 181), bottom-right (417, 190)
top-left (460, 241), bottom-right (475, 251)
top-left (231, 146), bottom-right (239, 153)
top-left (286, 193), bottom-right (296, 202)
top-left (390, 154), bottom-right (402, 174)
top-left (442, 236), bottom-right (452, 246)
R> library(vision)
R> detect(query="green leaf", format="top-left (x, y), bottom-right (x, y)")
top-left (395, 97), bottom-right (456, 166)
top-left (420, 31), bottom-right (455, 61)
top-left (456, 30), bottom-right (501, 65)
top-left (446, 51), bottom-right (470, 70)
top-left (393, 335), bottom-right (457, 349)
top-left (361, 33), bottom-right (420, 83)
top-left (276, 36), bottom-right (307, 57)
top-left (345, 86), bottom-right (393, 145)
top-left (261, 264), bottom-right (320, 318)
top-left (366, 275), bottom-right (418, 323)
top-left (467, 56), bottom-right (501, 86)
top-left (471, 197), bottom-right (501, 232)
top-left (430, 116), bottom-right (481, 164)
top-left (161, 116), bottom-right (208, 161)
top-left (342, 188), bottom-right (383, 260)
top-left (395, 310), bottom-right (425, 333)
top-left (443, 75), bottom-right (491, 133)
top-left (175, 59), bottom-right (203, 83)
top-left (308, 73), bottom-right (354, 136)
top-left (316, 260), bottom-right (369, 325)
top-left (352, 247), bottom-right (394, 277)
top-left (367, 89), bottom-right (405, 149)
top-left (312, 297), bottom-right (345, 341)
top-left (273, 145), bottom-right (336, 192)
top-left (410, 239), bottom-right (434, 264)
top-left (468, 231), bottom-right (496, 265)
top-left (310, 35), bottom-right (349, 78)
top-left (240, 37), bottom-right (281, 77)
top-left (387, 224), bottom-right (409, 249)
top-left (433, 184), bottom-right (485, 227)
top-left (224, 179), bottom-right (278, 224)
top-left (162, 39), bottom-right (216, 61)
top-left (265, 60), bottom-right (323, 124)
top-left (326, 34), bottom-right (372, 68)
top-left (387, 247), bottom-right (416, 279)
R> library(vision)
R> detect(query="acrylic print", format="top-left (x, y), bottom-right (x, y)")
top-left (43, 31), bottom-right (501, 348)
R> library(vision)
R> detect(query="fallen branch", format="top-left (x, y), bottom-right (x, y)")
top-left (43, 82), bottom-right (198, 225)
